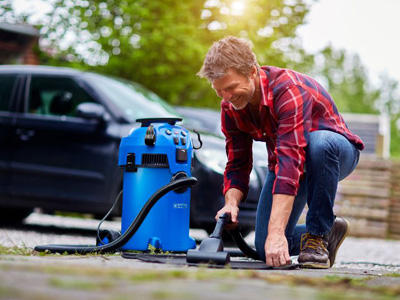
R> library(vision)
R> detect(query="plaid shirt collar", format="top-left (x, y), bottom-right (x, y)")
top-left (259, 67), bottom-right (268, 106)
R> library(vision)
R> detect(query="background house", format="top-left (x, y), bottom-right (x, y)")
top-left (0, 22), bottom-right (40, 65)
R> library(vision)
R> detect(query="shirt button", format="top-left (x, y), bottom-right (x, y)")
top-left (263, 132), bottom-right (266, 136)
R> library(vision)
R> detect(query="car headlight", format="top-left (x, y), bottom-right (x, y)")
top-left (195, 149), bottom-right (258, 183)
top-left (195, 149), bottom-right (227, 175)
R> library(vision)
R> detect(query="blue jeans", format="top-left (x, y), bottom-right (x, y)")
top-left (254, 130), bottom-right (360, 260)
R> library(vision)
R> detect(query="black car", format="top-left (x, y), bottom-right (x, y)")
top-left (0, 65), bottom-right (266, 234)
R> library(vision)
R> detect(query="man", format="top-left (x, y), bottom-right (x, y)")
top-left (197, 36), bottom-right (364, 268)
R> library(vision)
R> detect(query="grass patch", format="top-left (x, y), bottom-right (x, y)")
top-left (0, 245), bottom-right (32, 256)
top-left (147, 244), bottom-right (170, 255)
top-left (2, 258), bottom-right (400, 299)
top-left (384, 273), bottom-right (400, 278)
top-left (0, 286), bottom-right (20, 298)
top-left (252, 273), bottom-right (400, 299)
top-left (151, 289), bottom-right (191, 299)
top-left (48, 277), bottom-right (113, 290)
top-left (54, 211), bottom-right (93, 219)
top-left (36, 249), bottom-right (120, 257)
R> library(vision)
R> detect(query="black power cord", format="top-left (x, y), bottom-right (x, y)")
top-left (96, 190), bottom-right (123, 246)
top-left (34, 177), bottom-right (197, 254)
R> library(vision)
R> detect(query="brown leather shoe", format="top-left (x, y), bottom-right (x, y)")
top-left (298, 233), bottom-right (330, 269)
top-left (327, 217), bottom-right (350, 267)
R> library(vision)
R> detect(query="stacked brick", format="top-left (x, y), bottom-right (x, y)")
top-left (335, 157), bottom-right (392, 238)
top-left (389, 161), bottom-right (400, 239)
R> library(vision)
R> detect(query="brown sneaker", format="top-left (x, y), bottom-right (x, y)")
top-left (327, 217), bottom-right (350, 267)
top-left (298, 233), bottom-right (330, 269)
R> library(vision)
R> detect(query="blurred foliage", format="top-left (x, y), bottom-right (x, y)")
top-left (27, 0), bottom-right (311, 108)
top-left (309, 46), bottom-right (380, 114)
top-left (0, 0), bottom-right (27, 23)
top-left (391, 120), bottom-right (400, 157)
top-left (1, 0), bottom-right (400, 156)
top-left (309, 46), bottom-right (400, 157)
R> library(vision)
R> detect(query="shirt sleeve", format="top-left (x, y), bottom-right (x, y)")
top-left (221, 106), bottom-right (253, 201)
top-left (273, 85), bottom-right (313, 196)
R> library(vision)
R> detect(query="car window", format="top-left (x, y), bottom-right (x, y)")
top-left (84, 73), bottom-right (179, 122)
top-left (0, 75), bottom-right (18, 111)
top-left (27, 76), bottom-right (95, 117)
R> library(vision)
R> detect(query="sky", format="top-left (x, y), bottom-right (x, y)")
top-left (297, 0), bottom-right (400, 85)
top-left (12, 0), bottom-right (400, 86)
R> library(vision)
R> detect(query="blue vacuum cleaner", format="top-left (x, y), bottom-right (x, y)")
top-left (34, 117), bottom-right (198, 254)
top-left (118, 117), bottom-right (196, 251)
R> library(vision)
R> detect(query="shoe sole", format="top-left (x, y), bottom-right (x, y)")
top-left (299, 260), bottom-right (330, 269)
top-left (329, 219), bottom-right (350, 267)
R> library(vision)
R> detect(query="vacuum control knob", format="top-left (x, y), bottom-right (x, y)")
top-left (145, 124), bottom-right (156, 146)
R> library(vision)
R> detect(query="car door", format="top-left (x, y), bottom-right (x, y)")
top-left (10, 74), bottom-right (121, 214)
top-left (0, 74), bottom-right (21, 200)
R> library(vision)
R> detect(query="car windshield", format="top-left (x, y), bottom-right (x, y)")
top-left (85, 73), bottom-right (179, 122)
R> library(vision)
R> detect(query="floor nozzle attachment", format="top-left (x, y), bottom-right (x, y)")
top-left (186, 249), bottom-right (230, 265)
top-left (186, 212), bottom-right (231, 265)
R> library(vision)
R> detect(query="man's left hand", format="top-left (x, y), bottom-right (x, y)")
top-left (265, 233), bottom-right (291, 267)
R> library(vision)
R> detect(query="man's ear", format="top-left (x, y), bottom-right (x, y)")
top-left (250, 65), bottom-right (258, 78)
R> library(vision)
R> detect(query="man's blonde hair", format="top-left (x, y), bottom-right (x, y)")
top-left (197, 36), bottom-right (258, 82)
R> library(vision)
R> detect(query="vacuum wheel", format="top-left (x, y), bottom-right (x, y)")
top-left (96, 229), bottom-right (121, 246)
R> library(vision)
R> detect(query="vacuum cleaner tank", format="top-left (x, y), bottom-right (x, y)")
top-left (118, 118), bottom-right (196, 251)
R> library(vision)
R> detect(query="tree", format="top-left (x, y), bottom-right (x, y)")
top-left (35, 0), bottom-right (310, 108)
top-left (0, 0), bottom-right (29, 23)
top-left (308, 45), bottom-right (400, 157)
top-left (307, 45), bottom-right (380, 114)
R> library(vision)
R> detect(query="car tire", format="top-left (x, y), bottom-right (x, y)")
top-left (0, 208), bottom-right (32, 225)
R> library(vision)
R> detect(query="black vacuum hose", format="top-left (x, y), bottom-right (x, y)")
top-left (229, 227), bottom-right (260, 260)
top-left (34, 177), bottom-right (197, 254)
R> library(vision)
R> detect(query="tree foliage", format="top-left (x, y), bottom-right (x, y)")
top-left (36, 0), bottom-right (310, 108)
top-left (309, 46), bottom-right (381, 114)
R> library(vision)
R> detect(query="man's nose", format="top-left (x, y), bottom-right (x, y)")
top-left (221, 90), bottom-right (232, 101)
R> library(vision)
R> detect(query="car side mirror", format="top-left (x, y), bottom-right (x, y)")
top-left (75, 102), bottom-right (105, 120)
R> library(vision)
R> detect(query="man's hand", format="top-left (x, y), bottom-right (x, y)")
top-left (215, 188), bottom-right (243, 230)
top-left (216, 203), bottom-right (239, 230)
top-left (265, 233), bottom-right (291, 267)
top-left (266, 194), bottom-right (295, 267)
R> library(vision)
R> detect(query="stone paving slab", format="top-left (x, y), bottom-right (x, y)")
top-left (1, 254), bottom-right (400, 300)
top-left (1, 213), bottom-right (400, 299)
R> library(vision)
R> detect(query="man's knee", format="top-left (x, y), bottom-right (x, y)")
top-left (306, 131), bottom-right (340, 165)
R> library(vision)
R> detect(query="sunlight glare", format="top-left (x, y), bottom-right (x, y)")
top-left (230, 0), bottom-right (246, 16)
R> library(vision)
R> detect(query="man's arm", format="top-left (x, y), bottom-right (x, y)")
top-left (218, 105), bottom-right (253, 228)
top-left (265, 86), bottom-right (312, 266)
top-left (265, 194), bottom-right (294, 267)
top-left (220, 104), bottom-right (254, 201)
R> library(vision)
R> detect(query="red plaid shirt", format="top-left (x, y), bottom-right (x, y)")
top-left (221, 66), bottom-right (364, 198)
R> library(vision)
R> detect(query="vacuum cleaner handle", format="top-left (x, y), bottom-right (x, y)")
top-left (209, 212), bottom-right (231, 239)
top-left (213, 212), bottom-right (260, 260)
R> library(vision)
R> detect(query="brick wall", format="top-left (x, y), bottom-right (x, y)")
top-left (389, 161), bottom-right (400, 239)
top-left (335, 157), bottom-right (392, 238)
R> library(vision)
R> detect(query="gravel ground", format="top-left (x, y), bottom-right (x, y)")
top-left (1, 212), bottom-right (400, 272)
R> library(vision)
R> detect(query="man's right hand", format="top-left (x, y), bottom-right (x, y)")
top-left (215, 188), bottom-right (243, 230)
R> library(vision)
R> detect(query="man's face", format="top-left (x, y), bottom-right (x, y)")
top-left (212, 68), bottom-right (256, 110)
